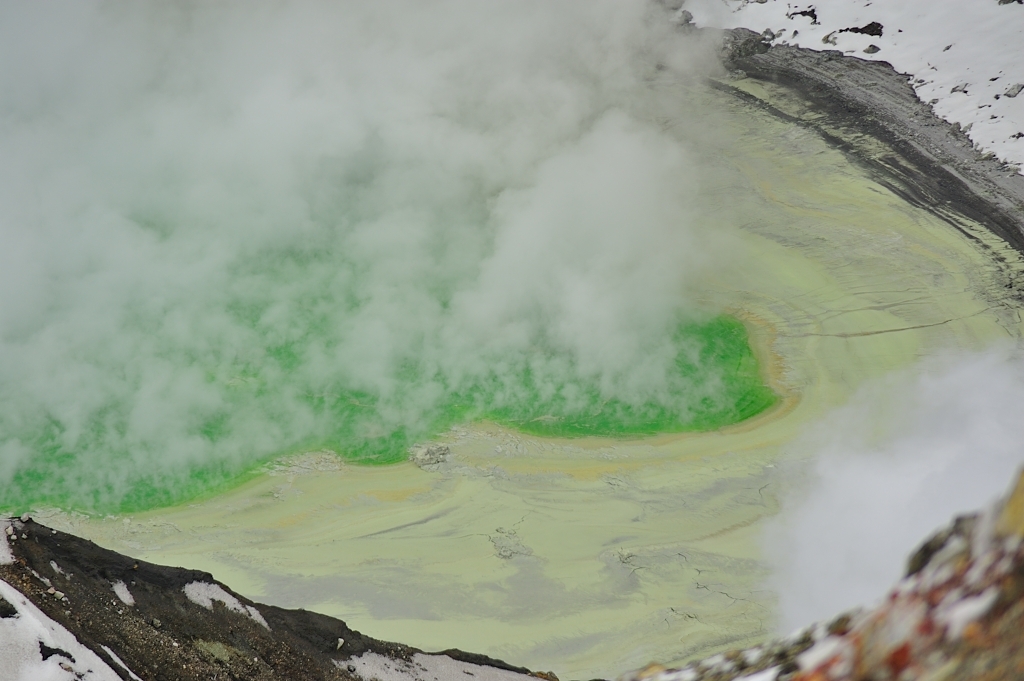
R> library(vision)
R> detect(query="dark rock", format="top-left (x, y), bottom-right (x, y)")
top-left (863, 44), bottom-right (881, 54)
top-left (840, 21), bottom-right (883, 37)
top-left (786, 8), bottom-right (819, 24)
top-left (720, 28), bottom-right (771, 67)
top-left (39, 642), bottom-right (75, 662)
top-left (827, 613), bottom-right (853, 636)
top-left (906, 531), bottom-right (952, 577)
top-left (0, 595), bottom-right (18, 618)
top-left (1, 517), bottom-right (537, 681)
top-left (906, 514), bottom-right (975, 576)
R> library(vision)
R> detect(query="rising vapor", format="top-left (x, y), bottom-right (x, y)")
top-left (0, 1), bottom-right (745, 510)
top-left (764, 348), bottom-right (1024, 632)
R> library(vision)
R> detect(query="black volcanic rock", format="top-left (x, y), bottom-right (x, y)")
top-left (840, 21), bottom-right (883, 37)
top-left (0, 517), bottom-right (546, 681)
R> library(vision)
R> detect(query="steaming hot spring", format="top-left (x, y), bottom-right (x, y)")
top-left (2, 2), bottom-right (1024, 679)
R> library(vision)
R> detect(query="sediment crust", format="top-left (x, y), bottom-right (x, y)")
top-left (716, 28), bottom-right (1024, 256)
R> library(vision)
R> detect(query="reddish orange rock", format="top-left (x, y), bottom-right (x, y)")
top-left (887, 642), bottom-right (912, 676)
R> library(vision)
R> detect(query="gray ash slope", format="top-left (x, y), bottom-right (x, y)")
top-left (715, 27), bottom-right (1024, 259)
top-left (0, 517), bottom-right (548, 681)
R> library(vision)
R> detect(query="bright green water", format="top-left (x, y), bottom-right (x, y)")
top-left (479, 316), bottom-right (775, 437)
top-left (0, 1), bottom-right (781, 516)
top-left (1, 315), bottom-right (773, 514)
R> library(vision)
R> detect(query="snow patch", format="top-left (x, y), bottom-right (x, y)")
top-left (936, 587), bottom-right (999, 638)
top-left (99, 645), bottom-right (143, 681)
top-left (182, 581), bottom-right (269, 630)
top-left (340, 652), bottom-right (534, 681)
top-left (797, 636), bottom-right (846, 671)
top-left (0, 519), bottom-right (14, 566)
top-left (111, 581), bottom-right (134, 607)
top-left (0, 578), bottom-right (123, 681)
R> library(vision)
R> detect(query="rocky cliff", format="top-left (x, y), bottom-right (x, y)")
top-left (0, 516), bottom-right (550, 681)
top-left (620, 472), bottom-right (1024, 681)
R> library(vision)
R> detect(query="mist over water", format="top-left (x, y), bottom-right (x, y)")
top-left (765, 349), bottom-right (1024, 632)
top-left (0, 2), bottom-right (773, 511)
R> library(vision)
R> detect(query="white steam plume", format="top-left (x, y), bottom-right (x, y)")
top-left (0, 1), bottom-right (732, 509)
top-left (765, 348), bottom-right (1024, 632)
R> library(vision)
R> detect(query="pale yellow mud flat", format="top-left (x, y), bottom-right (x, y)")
top-left (40, 86), bottom-right (1024, 679)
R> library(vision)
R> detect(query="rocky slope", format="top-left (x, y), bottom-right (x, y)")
top-left (712, 26), bottom-right (1024, 255)
top-left (683, 0), bottom-right (1024, 175)
top-left (619, 472), bottom-right (1024, 681)
top-left (0, 517), bottom-right (550, 681)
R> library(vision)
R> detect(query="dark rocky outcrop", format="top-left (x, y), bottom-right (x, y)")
top-left (716, 29), bottom-right (1024, 260)
top-left (0, 518), bottom-right (545, 681)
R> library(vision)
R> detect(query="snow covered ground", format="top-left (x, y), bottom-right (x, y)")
top-left (2, 520), bottom-right (121, 680)
top-left (342, 652), bottom-right (535, 681)
top-left (0, 582), bottom-right (123, 680)
top-left (683, 0), bottom-right (1024, 173)
top-left (3, 514), bottom-right (543, 681)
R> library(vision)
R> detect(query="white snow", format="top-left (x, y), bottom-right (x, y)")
top-left (658, 668), bottom-right (699, 681)
top-left (110, 581), bottom-right (134, 607)
top-left (684, 0), bottom-right (1024, 173)
top-left (935, 586), bottom-right (999, 639)
top-left (1, 519), bottom-right (14, 566)
top-left (30, 569), bottom-right (52, 589)
top-left (98, 645), bottom-right (143, 681)
top-left (340, 652), bottom-right (535, 681)
top-left (965, 550), bottom-right (997, 586)
top-left (699, 653), bottom-right (725, 668)
top-left (182, 581), bottom-right (270, 630)
top-left (0, 578), bottom-right (122, 681)
top-left (796, 635), bottom-right (845, 671)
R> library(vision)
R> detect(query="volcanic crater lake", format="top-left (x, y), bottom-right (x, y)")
top-left (36, 77), bottom-right (1024, 680)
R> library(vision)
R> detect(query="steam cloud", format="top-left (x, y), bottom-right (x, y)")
top-left (0, 1), bottom-right (731, 510)
top-left (765, 349), bottom-right (1024, 632)
top-left (5, 0), bottom-right (1019, 649)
